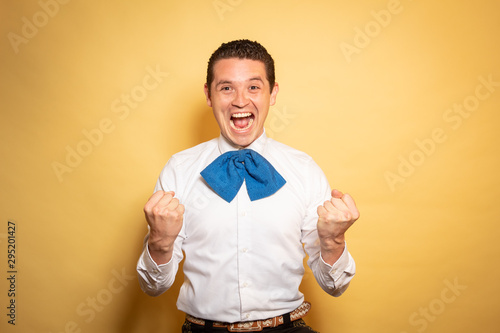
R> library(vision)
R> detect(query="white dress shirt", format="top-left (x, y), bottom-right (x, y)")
top-left (136, 132), bottom-right (355, 323)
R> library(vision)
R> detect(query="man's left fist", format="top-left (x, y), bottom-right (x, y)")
top-left (317, 189), bottom-right (360, 247)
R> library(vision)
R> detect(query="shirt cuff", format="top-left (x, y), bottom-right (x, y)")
top-left (138, 244), bottom-right (174, 275)
top-left (319, 243), bottom-right (354, 281)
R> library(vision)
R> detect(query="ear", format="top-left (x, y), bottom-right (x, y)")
top-left (269, 82), bottom-right (279, 106)
top-left (204, 83), bottom-right (212, 107)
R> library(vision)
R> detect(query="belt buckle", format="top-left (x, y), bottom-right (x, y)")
top-left (228, 321), bottom-right (263, 332)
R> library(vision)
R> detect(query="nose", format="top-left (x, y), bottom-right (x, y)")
top-left (232, 89), bottom-right (249, 108)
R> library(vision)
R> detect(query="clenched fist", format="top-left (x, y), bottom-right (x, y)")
top-left (317, 189), bottom-right (359, 265)
top-left (143, 190), bottom-right (185, 265)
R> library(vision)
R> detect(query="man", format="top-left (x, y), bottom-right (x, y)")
top-left (137, 39), bottom-right (359, 333)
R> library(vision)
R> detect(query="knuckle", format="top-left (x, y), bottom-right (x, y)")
top-left (152, 206), bottom-right (164, 216)
top-left (143, 201), bottom-right (153, 212)
top-left (322, 213), bottom-right (332, 221)
top-left (171, 211), bottom-right (183, 222)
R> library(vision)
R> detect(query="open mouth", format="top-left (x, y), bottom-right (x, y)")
top-left (230, 112), bottom-right (254, 131)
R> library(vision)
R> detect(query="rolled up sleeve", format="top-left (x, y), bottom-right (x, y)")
top-left (315, 243), bottom-right (356, 296)
top-left (136, 233), bottom-right (182, 297)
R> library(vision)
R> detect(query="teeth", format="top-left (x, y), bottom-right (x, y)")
top-left (230, 117), bottom-right (254, 131)
top-left (231, 112), bottom-right (252, 118)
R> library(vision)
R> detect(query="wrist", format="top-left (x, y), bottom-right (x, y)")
top-left (320, 234), bottom-right (345, 249)
top-left (319, 235), bottom-right (345, 265)
top-left (147, 240), bottom-right (174, 265)
top-left (148, 238), bottom-right (174, 254)
top-left (148, 228), bottom-right (177, 250)
top-left (147, 231), bottom-right (176, 255)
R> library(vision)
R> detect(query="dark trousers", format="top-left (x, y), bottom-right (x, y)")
top-left (182, 318), bottom-right (319, 333)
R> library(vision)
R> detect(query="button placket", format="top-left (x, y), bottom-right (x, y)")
top-left (236, 181), bottom-right (253, 320)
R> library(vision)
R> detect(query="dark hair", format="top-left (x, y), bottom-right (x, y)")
top-left (206, 39), bottom-right (275, 94)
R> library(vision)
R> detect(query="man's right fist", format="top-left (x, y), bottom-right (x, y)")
top-left (143, 190), bottom-right (185, 264)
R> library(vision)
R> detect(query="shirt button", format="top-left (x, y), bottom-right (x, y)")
top-left (245, 314), bottom-right (250, 319)
top-left (241, 211), bottom-right (247, 217)
top-left (242, 248), bottom-right (248, 253)
top-left (242, 282), bottom-right (248, 288)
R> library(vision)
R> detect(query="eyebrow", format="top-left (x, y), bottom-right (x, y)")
top-left (215, 77), bottom-right (264, 88)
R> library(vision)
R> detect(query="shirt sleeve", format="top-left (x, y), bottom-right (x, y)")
top-left (136, 158), bottom-right (185, 296)
top-left (313, 243), bottom-right (356, 296)
top-left (136, 233), bottom-right (182, 296)
top-left (301, 159), bottom-right (356, 297)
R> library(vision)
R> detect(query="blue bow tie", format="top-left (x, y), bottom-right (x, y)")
top-left (200, 149), bottom-right (286, 203)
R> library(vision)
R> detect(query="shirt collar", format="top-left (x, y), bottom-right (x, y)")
top-left (217, 131), bottom-right (268, 155)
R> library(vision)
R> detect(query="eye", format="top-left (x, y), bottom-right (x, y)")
top-left (249, 85), bottom-right (260, 90)
top-left (221, 86), bottom-right (231, 91)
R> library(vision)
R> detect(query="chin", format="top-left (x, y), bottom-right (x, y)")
top-left (230, 136), bottom-right (254, 148)
top-left (224, 128), bottom-right (261, 148)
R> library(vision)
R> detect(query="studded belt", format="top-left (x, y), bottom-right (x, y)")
top-left (185, 301), bottom-right (311, 332)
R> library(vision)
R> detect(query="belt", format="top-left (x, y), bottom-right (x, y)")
top-left (186, 301), bottom-right (311, 332)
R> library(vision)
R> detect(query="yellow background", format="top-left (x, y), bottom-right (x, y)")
top-left (1, 0), bottom-right (499, 332)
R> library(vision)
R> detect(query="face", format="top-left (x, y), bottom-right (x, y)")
top-left (204, 58), bottom-right (279, 148)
